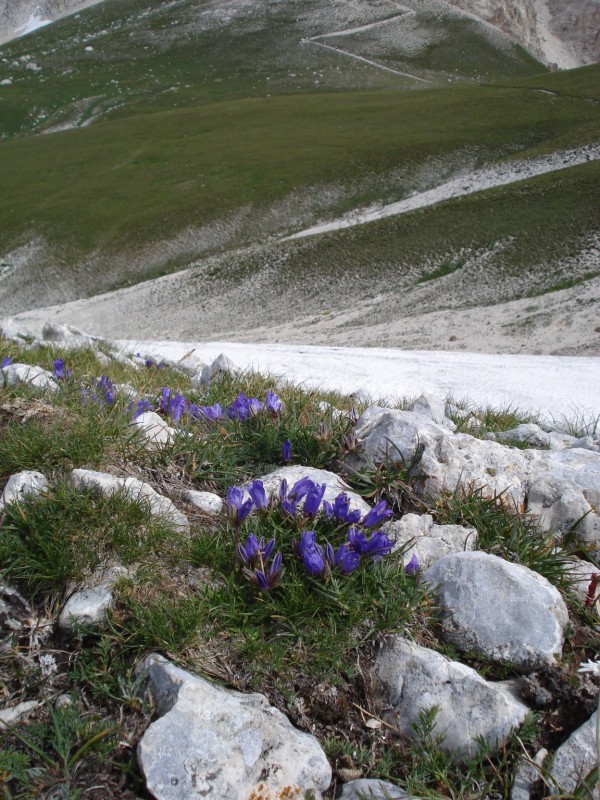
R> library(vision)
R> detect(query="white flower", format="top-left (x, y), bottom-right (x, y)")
top-left (38, 653), bottom-right (58, 677)
top-left (578, 658), bottom-right (600, 677)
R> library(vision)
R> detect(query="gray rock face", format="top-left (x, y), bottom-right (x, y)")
top-left (407, 394), bottom-right (456, 431)
top-left (130, 411), bottom-right (176, 448)
top-left (41, 321), bottom-right (103, 349)
top-left (58, 567), bottom-right (128, 634)
top-left (495, 424), bottom-right (552, 449)
top-left (181, 489), bottom-right (223, 515)
top-left (548, 712), bottom-right (599, 797)
top-left (70, 469), bottom-right (189, 534)
top-left (138, 655), bottom-right (332, 800)
top-left (192, 353), bottom-right (238, 389)
top-left (418, 433), bottom-right (541, 507)
top-left (375, 637), bottom-right (529, 756)
top-left (386, 513), bottom-right (477, 569)
top-left (1, 363), bottom-right (58, 393)
top-left (0, 700), bottom-right (39, 729)
top-left (338, 778), bottom-right (410, 799)
top-left (423, 552), bottom-right (569, 672)
top-left (354, 407), bottom-right (453, 466)
top-left (0, 582), bottom-right (32, 651)
top-left (0, 470), bottom-right (48, 510)
top-left (526, 474), bottom-right (600, 549)
top-left (250, 465), bottom-right (370, 517)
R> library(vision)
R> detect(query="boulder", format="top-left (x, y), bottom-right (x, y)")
top-left (58, 566), bottom-right (128, 634)
top-left (407, 394), bottom-right (456, 431)
top-left (181, 489), bottom-right (223, 516)
top-left (1, 363), bottom-right (58, 393)
top-left (0, 470), bottom-right (49, 511)
top-left (41, 321), bottom-right (103, 349)
top-left (338, 779), bottom-right (410, 799)
top-left (526, 475), bottom-right (600, 549)
top-left (418, 433), bottom-right (542, 507)
top-left (375, 637), bottom-right (529, 756)
top-left (70, 469), bottom-right (189, 534)
top-left (547, 712), bottom-right (599, 797)
top-left (353, 407), bottom-right (453, 466)
top-left (423, 552), bottom-right (569, 672)
top-left (386, 513), bottom-right (477, 569)
top-left (0, 701), bottom-right (39, 730)
top-left (130, 411), bottom-right (176, 448)
top-left (511, 748), bottom-right (548, 800)
top-left (138, 655), bottom-right (332, 799)
top-left (495, 424), bottom-right (552, 449)
top-left (192, 353), bottom-right (238, 389)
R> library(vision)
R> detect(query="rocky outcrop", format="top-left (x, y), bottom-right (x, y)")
top-left (444, 0), bottom-right (600, 68)
top-left (0, 0), bottom-right (105, 44)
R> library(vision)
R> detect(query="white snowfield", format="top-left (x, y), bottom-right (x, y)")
top-left (286, 144), bottom-right (600, 240)
top-left (118, 340), bottom-right (600, 422)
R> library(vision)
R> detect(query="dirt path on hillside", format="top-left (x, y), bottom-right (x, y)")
top-left (286, 143), bottom-right (600, 239)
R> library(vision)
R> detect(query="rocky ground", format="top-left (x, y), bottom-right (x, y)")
top-left (2, 321), bottom-right (600, 799)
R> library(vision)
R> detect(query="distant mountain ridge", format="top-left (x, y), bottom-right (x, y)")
top-left (446, 0), bottom-right (600, 69)
top-left (0, 0), bottom-right (101, 43)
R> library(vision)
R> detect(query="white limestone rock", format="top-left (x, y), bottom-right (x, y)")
top-left (181, 489), bottom-right (223, 515)
top-left (375, 637), bottom-right (529, 756)
top-left (0, 470), bottom-right (48, 511)
top-left (58, 566), bottom-right (129, 634)
top-left (353, 407), bottom-right (453, 466)
top-left (547, 712), bottom-right (599, 797)
top-left (511, 748), bottom-right (548, 800)
top-left (526, 474), bottom-right (600, 550)
top-left (70, 469), bottom-right (189, 534)
top-left (0, 701), bottom-right (39, 730)
top-left (418, 432), bottom-right (542, 507)
top-left (248, 465), bottom-right (371, 518)
top-left (386, 513), bottom-right (477, 569)
top-left (495, 424), bottom-right (552, 449)
top-left (192, 353), bottom-right (238, 389)
top-left (130, 411), bottom-right (176, 448)
top-left (41, 321), bottom-right (104, 350)
top-left (1, 363), bottom-right (58, 393)
top-left (138, 655), bottom-right (332, 800)
top-left (423, 552), bottom-right (569, 672)
top-left (563, 557), bottom-right (600, 601)
top-left (338, 779), bottom-right (410, 799)
top-left (407, 393), bottom-right (456, 431)
top-left (0, 582), bottom-right (32, 651)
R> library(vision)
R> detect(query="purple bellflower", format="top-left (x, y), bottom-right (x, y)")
top-left (243, 550), bottom-right (283, 591)
top-left (405, 554), bottom-right (420, 575)
top-left (1, 356), bottom-right (13, 368)
top-left (303, 483), bottom-right (326, 518)
top-left (197, 403), bottom-right (224, 423)
top-left (293, 531), bottom-right (329, 577)
top-left (282, 439), bottom-right (292, 463)
top-left (265, 390), bottom-right (283, 415)
top-left (333, 544), bottom-right (361, 575)
top-left (227, 486), bottom-right (254, 528)
top-left (362, 500), bottom-right (393, 528)
top-left (130, 398), bottom-right (154, 419)
top-left (323, 493), bottom-right (361, 525)
top-left (248, 479), bottom-right (268, 511)
top-left (288, 477), bottom-right (315, 501)
top-left (365, 530), bottom-right (394, 560)
top-left (53, 359), bottom-right (73, 380)
top-left (237, 533), bottom-right (276, 569)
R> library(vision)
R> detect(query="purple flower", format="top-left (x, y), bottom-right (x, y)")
top-left (293, 530), bottom-right (327, 576)
top-left (237, 533), bottom-right (275, 568)
top-left (362, 500), bottom-right (393, 528)
top-left (346, 526), bottom-right (369, 555)
top-left (228, 392), bottom-right (263, 421)
top-left (130, 398), bottom-right (154, 419)
top-left (158, 388), bottom-right (189, 425)
top-left (281, 498), bottom-right (297, 517)
top-left (265, 390), bottom-right (283, 415)
top-left (1, 356), bottom-right (13, 368)
top-left (243, 551), bottom-right (282, 591)
top-left (405, 554), bottom-right (420, 575)
top-left (303, 483), bottom-right (326, 517)
top-left (327, 493), bottom-right (361, 525)
top-left (82, 375), bottom-right (114, 406)
top-left (248, 479), bottom-right (268, 510)
top-left (52, 359), bottom-right (72, 380)
top-left (288, 477), bottom-right (315, 501)
top-left (226, 486), bottom-right (253, 527)
top-left (282, 439), bottom-right (292, 463)
top-left (197, 403), bottom-right (224, 423)
top-left (334, 545), bottom-right (361, 575)
top-left (365, 530), bottom-right (394, 560)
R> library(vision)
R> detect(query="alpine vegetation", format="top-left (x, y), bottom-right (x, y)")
top-left (1, 327), bottom-right (600, 799)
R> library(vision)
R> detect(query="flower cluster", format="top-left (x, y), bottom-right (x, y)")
top-left (53, 359), bottom-right (73, 380)
top-left (81, 375), bottom-right (115, 407)
top-left (226, 476), bottom-right (396, 590)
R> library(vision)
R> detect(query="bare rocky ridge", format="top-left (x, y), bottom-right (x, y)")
top-left (0, 0), bottom-right (103, 43)
top-left (445, 0), bottom-right (600, 68)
